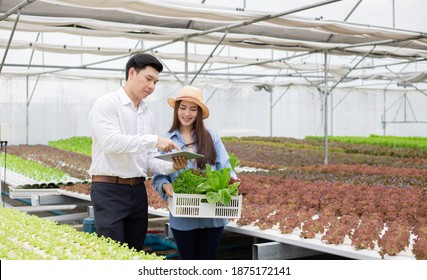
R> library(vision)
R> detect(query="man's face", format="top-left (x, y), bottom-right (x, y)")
top-left (128, 65), bottom-right (160, 100)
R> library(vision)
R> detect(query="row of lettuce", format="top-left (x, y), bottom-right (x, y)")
top-left (3, 134), bottom-right (426, 182)
top-left (0, 206), bottom-right (163, 260)
top-left (49, 134), bottom-right (427, 153)
top-left (1, 153), bottom-right (69, 182)
top-left (307, 135), bottom-right (427, 150)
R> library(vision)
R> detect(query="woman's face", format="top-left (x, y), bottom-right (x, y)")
top-left (178, 100), bottom-right (199, 128)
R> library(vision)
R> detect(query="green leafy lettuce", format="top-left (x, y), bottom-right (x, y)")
top-left (172, 168), bottom-right (207, 194)
top-left (195, 164), bottom-right (240, 206)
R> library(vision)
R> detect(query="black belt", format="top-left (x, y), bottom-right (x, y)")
top-left (92, 175), bottom-right (145, 186)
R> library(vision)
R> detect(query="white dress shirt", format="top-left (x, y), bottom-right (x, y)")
top-left (88, 87), bottom-right (175, 178)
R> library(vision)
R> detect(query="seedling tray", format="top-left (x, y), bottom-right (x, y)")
top-left (168, 192), bottom-right (242, 219)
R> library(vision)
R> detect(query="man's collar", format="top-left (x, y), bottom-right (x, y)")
top-left (118, 87), bottom-right (133, 106)
top-left (118, 87), bottom-right (147, 109)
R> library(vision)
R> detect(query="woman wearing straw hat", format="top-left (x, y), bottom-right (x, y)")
top-left (153, 85), bottom-right (238, 260)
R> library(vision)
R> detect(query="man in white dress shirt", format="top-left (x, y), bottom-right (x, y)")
top-left (88, 53), bottom-right (187, 251)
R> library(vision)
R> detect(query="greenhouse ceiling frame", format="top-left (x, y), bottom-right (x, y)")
top-left (1, 0), bottom-right (427, 162)
top-left (1, 1), bottom-right (427, 77)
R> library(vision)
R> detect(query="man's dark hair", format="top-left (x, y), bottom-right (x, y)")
top-left (125, 54), bottom-right (163, 80)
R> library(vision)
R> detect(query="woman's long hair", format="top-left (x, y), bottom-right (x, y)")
top-left (168, 100), bottom-right (216, 169)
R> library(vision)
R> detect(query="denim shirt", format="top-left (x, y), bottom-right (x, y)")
top-left (152, 129), bottom-right (237, 231)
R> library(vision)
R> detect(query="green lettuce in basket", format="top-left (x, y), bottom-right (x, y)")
top-left (172, 168), bottom-right (207, 194)
top-left (195, 164), bottom-right (240, 206)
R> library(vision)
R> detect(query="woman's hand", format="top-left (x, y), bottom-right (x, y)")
top-left (172, 156), bottom-right (188, 170)
top-left (162, 183), bottom-right (174, 197)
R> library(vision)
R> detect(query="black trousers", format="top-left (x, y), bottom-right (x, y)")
top-left (90, 181), bottom-right (148, 251)
top-left (171, 227), bottom-right (224, 260)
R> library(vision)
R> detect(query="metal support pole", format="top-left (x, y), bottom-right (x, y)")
top-left (0, 10), bottom-right (21, 75)
top-left (385, 66), bottom-right (427, 97)
top-left (326, 0), bottom-right (362, 42)
top-left (270, 87), bottom-right (290, 137)
top-left (156, 55), bottom-right (185, 85)
top-left (392, 0), bottom-right (396, 28)
top-left (404, 92), bottom-right (407, 122)
top-left (190, 31), bottom-right (228, 85)
top-left (282, 58), bottom-right (323, 92)
top-left (270, 91), bottom-right (273, 137)
top-left (330, 90), bottom-right (333, 136)
top-left (329, 46), bottom-right (376, 92)
top-left (28, 33), bottom-right (40, 68)
top-left (0, 0), bottom-right (36, 21)
top-left (184, 39), bottom-right (189, 85)
top-left (323, 52), bottom-right (329, 165)
top-left (383, 89), bottom-right (387, 136)
top-left (26, 76), bottom-right (29, 144)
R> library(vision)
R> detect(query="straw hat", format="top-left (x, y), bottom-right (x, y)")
top-left (167, 86), bottom-right (209, 119)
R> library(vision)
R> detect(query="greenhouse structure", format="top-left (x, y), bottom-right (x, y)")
top-left (1, 0), bottom-right (427, 265)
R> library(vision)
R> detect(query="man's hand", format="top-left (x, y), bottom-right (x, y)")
top-left (172, 156), bottom-right (188, 170)
top-left (157, 136), bottom-right (180, 152)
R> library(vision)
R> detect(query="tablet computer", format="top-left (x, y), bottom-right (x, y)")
top-left (154, 151), bottom-right (204, 162)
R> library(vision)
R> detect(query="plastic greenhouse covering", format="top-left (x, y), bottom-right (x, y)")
top-left (0, 0), bottom-right (426, 144)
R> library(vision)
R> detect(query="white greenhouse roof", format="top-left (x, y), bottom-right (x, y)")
top-left (1, 0), bottom-right (427, 88)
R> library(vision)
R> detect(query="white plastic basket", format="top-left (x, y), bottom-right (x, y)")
top-left (168, 192), bottom-right (242, 219)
